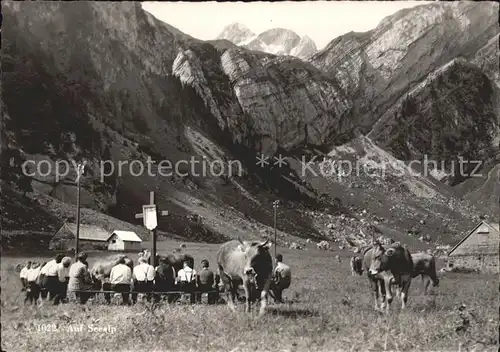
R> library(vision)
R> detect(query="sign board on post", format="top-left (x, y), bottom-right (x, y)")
top-left (135, 191), bottom-right (169, 267)
top-left (142, 205), bottom-right (158, 230)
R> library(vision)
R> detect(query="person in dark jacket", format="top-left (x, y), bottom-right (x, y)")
top-left (154, 257), bottom-right (176, 303)
top-left (196, 259), bottom-right (215, 304)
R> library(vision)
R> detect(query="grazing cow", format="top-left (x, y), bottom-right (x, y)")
top-left (411, 252), bottom-right (439, 294)
top-left (363, 242), bottom-right (413, 313)
top-left (217, 238), bottom-right (273, 317)
top-left (350, 256), bottom-right (363, 276)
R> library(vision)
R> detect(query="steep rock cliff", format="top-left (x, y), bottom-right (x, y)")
top-left (369, 59), bottom-right (498, 179)
top-left (219, 49), bottom-right (353, 154)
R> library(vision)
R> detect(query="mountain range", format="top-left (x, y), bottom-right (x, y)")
top-left (2, 1), bottom-right (498, 252)
top-left (216, 23), bottom-right (318, 60)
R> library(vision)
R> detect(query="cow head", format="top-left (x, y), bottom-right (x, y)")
top-left (368, 242), bottom-right (396, 276)
top-left (238, 237), bottom-right (273, 290)
top-left (124, 257), bottom-right (134, 269)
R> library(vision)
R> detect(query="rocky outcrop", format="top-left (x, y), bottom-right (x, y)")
top-left (220, 49), bottom-right (352, 154)
top-left (473, 34), bottom-right (500, 90)
top-left (369, 58), bottom-right (498, 179)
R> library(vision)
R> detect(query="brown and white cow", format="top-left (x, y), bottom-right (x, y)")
top-left (411, 252), bottom-right (439, 294)
top-left (217, 238), bottom-right (273, 317)
top-left (363, 241), bottom-right (413, 313)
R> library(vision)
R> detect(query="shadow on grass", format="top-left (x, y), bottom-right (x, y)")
top-left (266, 306), bottom-right (320, 319)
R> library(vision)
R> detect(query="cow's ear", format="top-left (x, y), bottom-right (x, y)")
top-left (385, 248), bottom-right (395, 257)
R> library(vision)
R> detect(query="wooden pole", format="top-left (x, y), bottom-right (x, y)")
top-left (75, 164), bottom-right (82, 260)
top-left (149, 191), bottom-right (157, 268)
top-left (151, 228), bottom-right (157, 267)
top-left (273, 201), bottom-right (278, 260)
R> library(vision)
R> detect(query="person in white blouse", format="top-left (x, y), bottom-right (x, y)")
top-left (19, 261), bottom-right (31, 290)
top-left (52, 257), bottom-right (72, 305)
top-left (176, 261), bottom-right (197, 304)
top-left (40, 254), bottom-right (64, 301)
top-left (25, 262), bottom-right (42, 305)
top-left (109, 257), bottom-right (133, 305)
top-left (132, 257), bottom-right (155, 303)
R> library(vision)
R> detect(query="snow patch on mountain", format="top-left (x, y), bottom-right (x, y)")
top-left (216, 23), bottom-right (256, 45)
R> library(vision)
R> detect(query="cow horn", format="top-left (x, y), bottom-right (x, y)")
top-left (259, 239), bottom-right (269, 247)
top-left (237, 237), bottom-right (244, 245)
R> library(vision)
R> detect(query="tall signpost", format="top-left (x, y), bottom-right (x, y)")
top-left (75, 163), bottom-right (85, 260)
top-left (135, 191), bottom-right (169, 267)
top-left (273, 200), bottom-right (279, 261)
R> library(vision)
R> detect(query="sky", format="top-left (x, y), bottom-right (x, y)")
top-left (141, 1), bottom-right (431, 50)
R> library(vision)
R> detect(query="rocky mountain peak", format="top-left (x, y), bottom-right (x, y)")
top-left (291, 35), bottom-right (318, 60)
top-left (216, 22), bottom-right (256, 44)
top-left (216, 25), bottom-right (318, 60)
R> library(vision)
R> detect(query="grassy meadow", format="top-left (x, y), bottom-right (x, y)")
top-left (1, 241), bottom-right (498, 352)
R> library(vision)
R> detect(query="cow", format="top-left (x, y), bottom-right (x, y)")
top-left (217, 238), bottom-right (273, 317)
top-left (157, 253), bottom-right (194, 275)
top-left (411, 252), bottom-right (439, 294)
top-left (363, 241), bottom-right (413, 313)
top-left (89, 255), bottom-right (134, 302)
top-left (350, 256), bottom-right (363, 276)
top-left (90, 255), bottom-right (134, 284)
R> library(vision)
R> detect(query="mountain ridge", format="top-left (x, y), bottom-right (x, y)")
top-left (2, 1), bottom-right (498, 252)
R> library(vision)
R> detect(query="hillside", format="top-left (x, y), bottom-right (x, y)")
top-left (1, 1), bottom-right (498, 252)
top-left (310, 1), bottom-right (499, 216)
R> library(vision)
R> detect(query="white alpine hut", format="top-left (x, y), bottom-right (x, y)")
top-left (107, 230), bottom-right (142, 252)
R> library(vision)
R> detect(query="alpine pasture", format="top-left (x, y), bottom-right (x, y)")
top-left (1, 241), bottom-right (497, 351)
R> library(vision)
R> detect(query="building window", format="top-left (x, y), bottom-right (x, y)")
top-left (111, 239), bottom-right (116, 244)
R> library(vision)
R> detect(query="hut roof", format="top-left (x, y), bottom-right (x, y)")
top-left (448, 221), bottom-right (499, 256)
top-left (54, 223), bottom-right (110, 242)
top-left (109, 230), bottom-right (142, 243)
